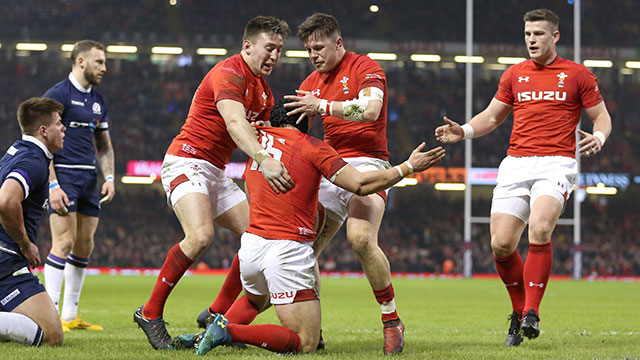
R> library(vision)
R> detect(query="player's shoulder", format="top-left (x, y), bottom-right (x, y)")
top-left (355, 52), bottom-right (383, 69)
top-left (555, 56), bottom-right (593, 75)
top-left (44, 78), bottom-right (71, 99)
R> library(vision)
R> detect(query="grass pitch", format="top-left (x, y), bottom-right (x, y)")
top-left (1, 274), bottom-right (638, 359)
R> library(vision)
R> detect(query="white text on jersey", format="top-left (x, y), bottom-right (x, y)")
top-left (517, 91), bottom-right (567, 102)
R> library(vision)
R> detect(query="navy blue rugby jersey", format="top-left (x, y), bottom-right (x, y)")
top-left (0, 136), bottom-right (52, 255)
top-left (43, 73), bottom-right (108, 169)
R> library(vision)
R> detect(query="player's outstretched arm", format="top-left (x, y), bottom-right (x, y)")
top-left (333, 142), bottom-right (445, 196)
top-left (578, 101), bottom-right (612, 158)
top-left (0, 179), bottom-right (40, 267)
top-left (436, 98), bottom-right (511, 143)
top-left (284, 87), bottom-right (383, 125)
top-left (95, 129), bottom-right (116, 202)
top-left (218, 99), bottom-right (294, 193)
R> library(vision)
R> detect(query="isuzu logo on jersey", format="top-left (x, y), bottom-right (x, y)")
top-left (340, 76), bottom-right (350, 94)
top-left (271, 291), bottom-right (295, 300)
top-left (516, 91), bottom-right (567, 102)
top-left (92, 102), bottom-right (102, 114)
top-left (518, 76), bottom-right (530, 83)
top-left (557, 72), bottom-right (568, 88)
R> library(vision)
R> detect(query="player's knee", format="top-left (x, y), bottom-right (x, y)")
top-left (491, 235), bottom-right (517, 257)
top-left (184, 229), bottom-right (215, 250)
top-left (41, 327), bottom-right (64, 346)
top-left (528, 223), bottom-right (553, 243)
top-left (347, 232), bottom-right (375, 255)
top-left (53, 236), bottom-right (75, 256)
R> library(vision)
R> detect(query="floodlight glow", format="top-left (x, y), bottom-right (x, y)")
top-left (60, 44), bottom-right (75, 51)
top-left (393, 178), bottom-right (418, 187)
top-left (121, 174), bottom-right (157, 185)
top-left (196, 48), bottom-right (227, 56)
top-left (151, 46), bottom-right (183, 55)
top-left (107, 45), bottom-right (138, 54)
top-left (454, 55), bottom-right (484, 63)
top-left (410, 54), bottom-right (441, 62)
top-left (585, 183), bottom-right (617, 195)
top-left (16, 43), bottom-right (47, 51)
top-left (367, 52), bottom-right (397, 61)
top-left (583, 60), bottom-right (613, 68)
top-left (485, 64), bottom-right (508, 71)
top-left (497, 57), bottom-right (526, 64)
top-left (285, 50), bottom-right (309, 58)
top-left (625, 61), bottom-right (640, 69)
top-left (434, 183), bottom-right (466, 191)
top-left (369, 4), bottom-right (380, 12)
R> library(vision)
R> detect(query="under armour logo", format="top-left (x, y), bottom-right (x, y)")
top-left (518, 76), bottom-right (530, 83)
top-left (161, 277), bottom-right (175, 287)
top-left (216, 320), bottom-right (227, 328)
top-left (505, 282), bottom-right (519, 287)
top-left (528, 282), bottom-right (544, 288)
top-left (261, 342), bottom-right (268, 348)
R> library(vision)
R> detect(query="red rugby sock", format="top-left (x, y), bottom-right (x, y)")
top-left (209, 254), bottom-right (242, 314)
top-left (143, 244), bottom-right (193, 319)
top-left (523, 242), bottom-right (553, 315)
top-left (494, 250), bottom-right (525, 313)
top-left (227, 323), bottom-right (301, 354)
top-left (373, 284), bottom-right (399, 322)
top-left (224, 295), bottom-right (259, 325)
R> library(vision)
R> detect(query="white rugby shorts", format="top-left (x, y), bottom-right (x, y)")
top-left (490, 156), bottom-right (577, 223)
top-left (319, 156), bottom-right (391, 222)
top-left (238, 232), bottom-right (318, 305)
top-left (161, 154), bottom-right (246, 218)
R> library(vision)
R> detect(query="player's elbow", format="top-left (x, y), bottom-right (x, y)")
top-left (362, 105), bottom-right (381, 122)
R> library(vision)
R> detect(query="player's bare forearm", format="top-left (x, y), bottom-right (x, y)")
top-left (586, 102), bottom-right (613, 140)
top-left (330, 99), bottom-right (381, 123)
top-left (95, 130), bottom-right (115, 177)
top-left (218, 99), bottom-right (263, 157)
top-left (48, 161), bottom-right (58, 182)
top-left (468, 99), bottom-right (512, 138)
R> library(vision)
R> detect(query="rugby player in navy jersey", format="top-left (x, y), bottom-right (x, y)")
top-left (42, 40), bottom-right (115, 332)
top-left (0, 97), bottom-right (65, 346)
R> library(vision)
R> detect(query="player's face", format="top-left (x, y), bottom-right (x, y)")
top-left (304, 34), bottom-right (342, 73)
top-left (82, 48), bottom-right (107, 85)
top-left (43, 112), bottom-right (66, 152)
top-left (524, 21), bottom-right (559, 65)
top-left (245, 32), bottom-right (283, 77)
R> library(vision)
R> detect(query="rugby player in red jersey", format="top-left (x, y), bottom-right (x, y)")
top-left (435, 8), bottom-right (612, 346)
top-left (174, 100), bottom-right (444, 355)
top-left (283, 13), bottom-right (406, 355)
top-left (133, 16), bottom-right (295, 350)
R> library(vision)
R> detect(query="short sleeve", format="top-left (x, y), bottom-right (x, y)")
top-left (302, 136), bottom-right (348, 179)
top-left (5, 160), bottom-right (47, 200)
top-left (358, 57), bottom-right (385, 91)
top-left (211, 63), bottom-right (246, 103)
top-left (577, 67), bottom-right (603, 109)
top-left (494, 66), bottom-right (515, 105)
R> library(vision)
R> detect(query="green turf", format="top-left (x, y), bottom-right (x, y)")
top-left (1, 274), bottom-right (639, 359)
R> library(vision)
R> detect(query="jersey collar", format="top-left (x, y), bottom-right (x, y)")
top-left (22, 134), bottom-right (53, 159)
top-left (69, 72), bottom-right (92, 93)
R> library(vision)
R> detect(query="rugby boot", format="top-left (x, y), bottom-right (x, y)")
top-left (505, 311), bottom-right (523, 346)
top-left (520, 309), bottom-right (541, 339)
top-left (196, 314), bottom-right (232, 355)
top-left (382, 318), bottom-right (405, 355)
top-left (133, 305), bottom-right (171, 350)
top-left (61, 316), bottom-right (103, 331)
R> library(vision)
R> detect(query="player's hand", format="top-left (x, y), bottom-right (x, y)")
top-left (101, 179), bottom-right (116, 203)
top-left (578, 129), bottom-right (602, 157)
top-left (435, 116), bottom-right (464, 144)
top-left (251, 120), bottom-right (271, 139)
top-left (49, 186), bottom-right (70, 216)
top-left (259, 157), bottom-right (295, 194)
top-left (20, 242), bottom-right (41, 268)
top-left (407, 142), bottom-right (446, 172)
top-left (283, 90), bottom-right (320, 126)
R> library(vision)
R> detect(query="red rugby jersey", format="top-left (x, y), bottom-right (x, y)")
top-left (299, 51), bottom-right (389, 160)
top-left (166, 54), bottom-right (273, 168)
top-left (494, 56), bottom-right (603, 158)
top-left (244, 127), bottom-right (347, 241)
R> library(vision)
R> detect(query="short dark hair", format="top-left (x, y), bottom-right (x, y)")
top-left (523, 9), bottom-right (559, 31)
top-left (270, 100), bottom-right (308, 134)
top-left (243, 16), bottom-right (290, 42)
top-left (70, 39), bottom-right (105, 65)
top-left (297, 13), bottom-right (341, 43)
top-left (17, 97), bottom-right (63, 135)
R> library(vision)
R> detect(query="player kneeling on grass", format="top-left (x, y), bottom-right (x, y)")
top-left (171, 100), bottom-right (445, 355)
top-left (0, 98), bottom-right (66, 346)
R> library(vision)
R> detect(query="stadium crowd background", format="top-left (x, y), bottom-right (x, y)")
top-left (1, 0), bottom-right (639, 276)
